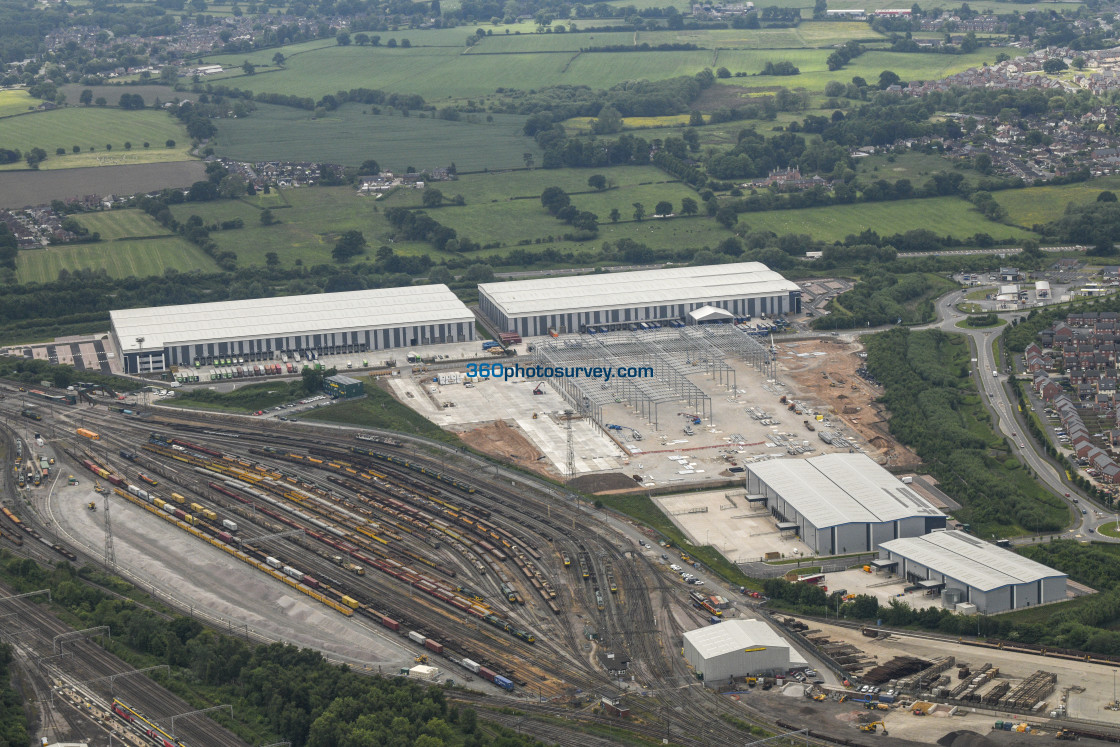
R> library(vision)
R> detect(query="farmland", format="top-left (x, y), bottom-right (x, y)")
top-left (198, 27), bottom-right (987, 104)
top-left (998, 176), bottom-right (1120, 227)
top-left (0, 108), bottom-right (190, 169)
top-left (16, 237), bottom-right (216, 283)
top-left (75, 209), bottom-right (173, 240)
top-left (0, 89), bottom-right (39, 118)
top-left (211, 104), bottom-right (541, 172)
top-left (0, 161), bottom-right (207, 209)
top-left (739, 196), bottom-right (1037, 243)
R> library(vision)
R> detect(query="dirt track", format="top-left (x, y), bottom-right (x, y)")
top-left (781, 338), bottom-right (922, 471)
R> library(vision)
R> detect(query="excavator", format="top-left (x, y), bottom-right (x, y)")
top-left (1055, 729), bottom-right (1078, 740)
top-left (860, 721), bottom-right (888, 735)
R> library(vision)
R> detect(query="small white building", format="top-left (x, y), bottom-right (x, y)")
top-left (683, 619), bottom-right (807, 687)
top-left (1036, 280), bottom-right (1051, 298)
top-left (408, 664), bottom-right (441, 680)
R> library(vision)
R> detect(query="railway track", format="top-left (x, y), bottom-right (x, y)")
top-left (0, 392), bottom-right (855, 744)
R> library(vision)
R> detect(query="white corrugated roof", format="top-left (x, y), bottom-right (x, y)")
top-left (747, 453), bottom-right (943, 529)
top-left (684, 620), bottom-right (806, 663)
top-left (478, 262), bottom-right (799, 316)
top-left (880, 531), bottom-right (1065, 591)
top-left (110, 286), bottom-right (474, 352)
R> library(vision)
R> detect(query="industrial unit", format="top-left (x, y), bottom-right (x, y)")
top-left (110, 286), bottom-right (475, 374)
top-left (683, 619), bottom-right (807, 686)
top-left (745, 453), bottom-right (947, 555)
top-left (324, 374), bottom-right (364, 399)
top-left (477, 262), bottom-right (801, 337)
top-left (877, 531), bottom-right (1068, 614)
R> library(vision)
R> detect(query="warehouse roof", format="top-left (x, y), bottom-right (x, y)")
top-left (879, 531), bottom-right (1066, 591)
top-left (110, 286), bottom-right (473, 352)
top-left (684, 620), bottom-right (806, 664)
top-left (747, 453), bottom-right (943, 529)
top-left (478, 262), bottom-right (799, 316)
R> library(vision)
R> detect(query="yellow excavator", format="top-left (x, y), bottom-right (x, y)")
top-left (87, 502), bottom-right (97, 511)
top-left (414, 654), bottom-right (428, 664)
top-left (860, 721), bottom-right (888, 735)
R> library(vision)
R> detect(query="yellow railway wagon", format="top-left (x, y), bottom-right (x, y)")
top-left (340, 595), bottom-right (360, 609)
top-left (190, 502), bottom-right (205, 514)
top-left (171, 492), bottom-right (187, 504)
top-left (76, 428), bottom-right (100, 441)
top-left (200, 508), bottom-right (217, 521)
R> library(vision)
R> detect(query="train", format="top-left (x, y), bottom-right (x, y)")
top-left (0, 506), bottom-right (75, 560)
top-left (28, 388), bottom-right (76, 405)
top-left (111, 699), bottom-right (189, 747)
top-left (348, 445), bottom-right (475, 493)
top-left (76, 428), bottom-right (100, 441)
top-left (138, 473), bottom-right (159, 486)
top-left (20, 409), bottom-right (40, 421)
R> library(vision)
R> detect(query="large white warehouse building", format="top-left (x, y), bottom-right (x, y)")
top-left (477, 262), bottom-right (801, 337)
top-left (683, 619), bottom-right (807, 687)
top-left (878, 531), bottom-right (1067, 614)
top-left (745, 453), bottom-right (946, 555)
top-left (110, 285), bottom-right (475, 374)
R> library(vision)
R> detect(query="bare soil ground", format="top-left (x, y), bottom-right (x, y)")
top-left (456, 419), bottom-right (555, 478)
top-left (568, 473), bottom-right (641, 493)
top-left (781, 338), bottom-right (922, 471)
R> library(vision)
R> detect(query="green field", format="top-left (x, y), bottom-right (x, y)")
top-left (76, 210), bottom-right (173, 240)
top-left (0, 108), bottom-right (189, 167)
top-left (998, 176), bottom-right (1120, 227)
top-left (211, 104), bottom-right (541, 172)
top-left (16, 237), bottom-right (217, 283)
top-left (168, 188), bottom-right (434, 267)
top-left (453, 165), bottom-right (672, 200)
top-left (855, 152), bottom-right (983, 186)
top-left (0, 90), bottom-right (40, 118)
top-left (740, 196), bottom-right (1036, 243)
top-left (203, 35), bottom-right (988, 103)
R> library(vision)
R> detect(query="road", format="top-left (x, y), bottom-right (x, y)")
top-left (922, 290), bottom-right (1109, 542)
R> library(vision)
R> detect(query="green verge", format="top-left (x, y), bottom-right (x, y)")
top-left (168, 381), bottom-right (308, 413)
top-left (296, 380), bottom-right (461, 445)
top-left (864, 328), bottom-right (1067, 537)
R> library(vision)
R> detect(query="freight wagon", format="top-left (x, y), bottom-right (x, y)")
top-left (76, 428), bottom-right (100, 441)
top-left (20, 409), bottom-right (40, 421)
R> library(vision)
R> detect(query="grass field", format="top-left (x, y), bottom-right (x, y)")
top-left (57, 84), bottom-right (178, 108)
top-left (855, 152), bottom-right (982, 186)
top-left (199, 28), bottom-right (1000, 103)
top-left (168, 188), bottom-right (434, 267)
top-left (0, 90), bottom-right (40, 118)
top-left (16, 237), bottom-right (216, 283)
top-left (75, 210), bottom-right (172, 240)
top-left (998, 176), bottom-right (1120, 227)
top-left (0, 108), bottom-right (189, 168)
top-left (298, 380), bottom-right (459, 444)
top-left (211, 104), bottom-right (541, 172)
top-left (740, 196), bottom-right (1036, 242)
top-left (453, 166), bottom-right (671, 200)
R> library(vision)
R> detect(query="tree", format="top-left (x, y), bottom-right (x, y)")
top-left (688, 110), bottom-right (704, 126)
top-left (1073, 56), bottom-right (1086, 71)
top-left (591, 105), bottom-right (623, 135)
top-left (428, 266), bottom-right (453, 284)
top-left (422, 188), bottom-right (444, 207)
top-left (1099, 191), bottom-right (1118, 203)
top-left (242, 60), bottom-right (255, 75)
top-left (878, 70), bottom-right (901, 89)
top-left (25, 147), bottom-right (47, 169)
top-left (124, 142), bottom-right (132, 150)
top-left (332, 230), bottom-right (367, 262)
top-left (609, 208), bottom-right (620, 223)
top-left (79, 89), bottom-right (93, 106)
top-left (55, 147), bottom-right (64, 156)
top-left (273, 52), bottom-right (286, 66)
top-left (464, 263), bottom-right (494, 282)
top-left (354, 32), bottom-right (370, 45)
top-left (401, 39), bottom-right (411, 48)
top-left (166, 139), bottom-right (176, 148)
top-left (716, 66), bottom-right (731, 78)
top-left (1020, 239), bottom-right (1042, 258)
top-left (387, 38), bottom-right (397, 47)
top-left (632, 202), bottom-right (646, 221)
top-left (360, 159), bottom-right (380, 174)
top-left (680, 197), bottom-right (698, 215)
top-left (587, 174), bottom-right (607, 191)
top-left (265, 251), bottom-right (280, 267)
top-left (654, 200), bottom-right (673, 216)
top-left (260, 208), bottom-right (277, 225)
top-left (337, 31), bottom-right (351, 45)
top-left (540, 186), bottom-right (570, 215)
top-left (523, 152), bottom-right (534, 169)
top-left (94, 97), bottom-right (107, 106)
top-left (1043, 58), bottom-right (1067, 74)
top-left (301, 365), bottom-right (325, 393)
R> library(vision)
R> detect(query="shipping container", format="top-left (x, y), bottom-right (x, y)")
top-left (493, 675), bottom-right (514, 691)
top-left (461, 658), bottom-right (481, 674)
top-left (266, 556), bottom-right (282, 569)
top-left (340, 595), bottom-right (359, 609)
top-left (381, 615), bottom-right (400, 631)
top-left (424, 639), bottom-right (444, 654)
top-left (222, 519), bottom-right (238, 532)
top-left (408, 631), bottom-right (426, 645)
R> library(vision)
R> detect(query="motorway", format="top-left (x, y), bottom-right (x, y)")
top-left (924, 289), bottom-right (1108, 541)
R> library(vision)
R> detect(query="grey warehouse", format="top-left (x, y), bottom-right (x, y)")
top-left (110, 285), bottom-right (476, 374)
